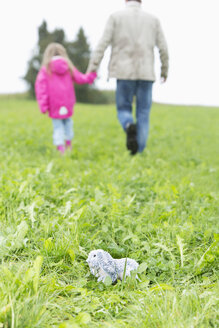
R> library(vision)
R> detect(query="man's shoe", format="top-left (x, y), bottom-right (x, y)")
top-left (126, 123), bottom-right (138, 155)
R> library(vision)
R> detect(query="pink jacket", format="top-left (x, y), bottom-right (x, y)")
top-left (35, 57), bottom-right (96, 119)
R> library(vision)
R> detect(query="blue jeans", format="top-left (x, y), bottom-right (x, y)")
top-left (116, 80), bottom-right (153, 152)
top-left (52, 118), bottom-right (74, 146)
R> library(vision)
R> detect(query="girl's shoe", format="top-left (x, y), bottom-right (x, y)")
top-left (57, 145), bottom-right (65, 154)
top-left (65, 140), bottom-right (72, 150)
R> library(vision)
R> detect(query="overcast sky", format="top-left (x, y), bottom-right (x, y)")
top-left (1, 0), bottom-right (219, 106)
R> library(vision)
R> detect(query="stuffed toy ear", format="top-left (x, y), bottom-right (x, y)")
top-left (96, 250), bottom-right (104, 264)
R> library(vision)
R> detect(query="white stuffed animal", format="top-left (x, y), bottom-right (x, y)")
top-left (86, 249), bottom-right (139, 283)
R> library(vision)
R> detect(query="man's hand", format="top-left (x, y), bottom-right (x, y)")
top-left (160, 76), bottom-right (167, 84)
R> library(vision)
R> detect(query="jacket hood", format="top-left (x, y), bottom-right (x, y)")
top-left (50, 57), bottom-right (69, 75)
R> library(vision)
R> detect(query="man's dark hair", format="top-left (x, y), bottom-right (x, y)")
top-left (127, 0), bottom-right (141, 2)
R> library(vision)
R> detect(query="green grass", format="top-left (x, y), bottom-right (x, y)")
top-left (0, 98), bottom-right (219, 328)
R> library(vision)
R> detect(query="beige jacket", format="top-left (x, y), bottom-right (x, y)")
top-left (88, 1), bottom-right (169, 81)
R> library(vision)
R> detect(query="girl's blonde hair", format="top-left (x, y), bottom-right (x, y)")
top-left (42, 43), bottom-right (74, 74)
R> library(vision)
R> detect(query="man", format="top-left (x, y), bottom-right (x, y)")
top-left (88, 0), bottom-right (169, 155)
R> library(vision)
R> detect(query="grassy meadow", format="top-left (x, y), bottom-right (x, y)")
top-left (0, 97), bottom-right (219, 327)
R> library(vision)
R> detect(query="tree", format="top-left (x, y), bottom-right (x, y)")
top-left (67, 27), bottom-right (90, 72)
top-left (24, 21), bottom-right (108, 103)
top-left (24, 21), bottom-right (66, 97)
top-left (66, 27), bottom-right (91, 102)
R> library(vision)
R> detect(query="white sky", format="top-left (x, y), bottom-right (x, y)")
top-left (0, 0), bottom-right (219, 106)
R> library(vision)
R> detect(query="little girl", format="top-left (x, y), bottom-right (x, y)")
top-left (35, 42), bottom-right (97, 154)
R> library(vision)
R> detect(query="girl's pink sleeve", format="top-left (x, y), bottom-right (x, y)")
top-left (72, 67), bottom-right (97, 85)
top-left (35, 68), bottom-right (49, 114)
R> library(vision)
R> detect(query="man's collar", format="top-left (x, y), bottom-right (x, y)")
top-left (126, 1), bottom-right (141, 8)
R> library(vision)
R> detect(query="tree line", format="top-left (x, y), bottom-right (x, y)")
top-left (24, 21), bottom-right (114, 104)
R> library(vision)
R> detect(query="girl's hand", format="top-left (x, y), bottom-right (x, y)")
top-left (89, 71), bottom-right (97, 83)
top-left (73, 68), bottom-right (96, 85)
